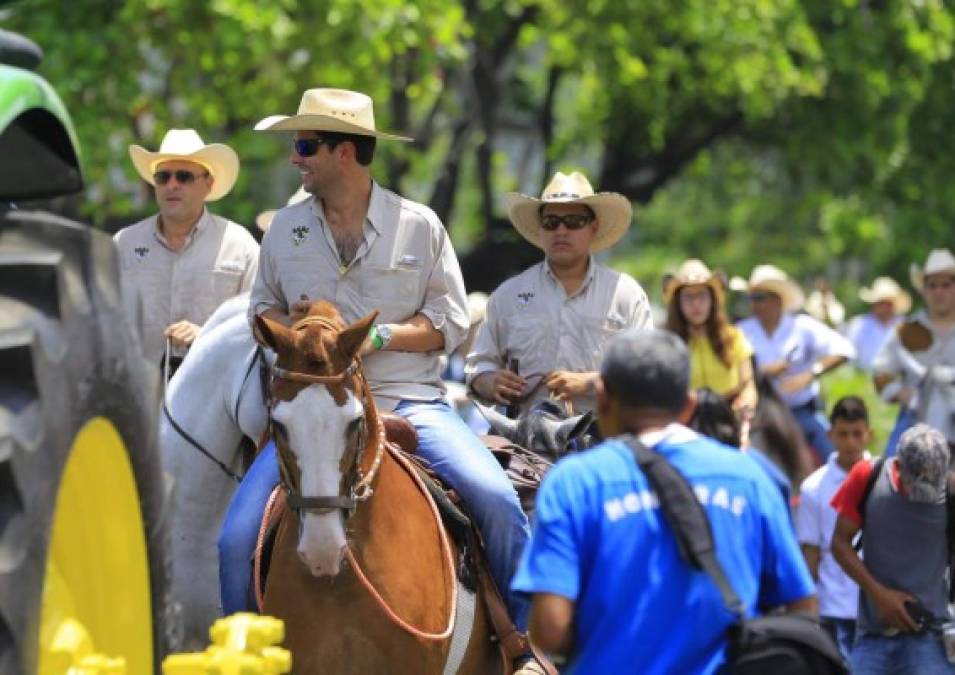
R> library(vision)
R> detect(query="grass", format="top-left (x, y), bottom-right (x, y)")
top-left (819, 366), bottom-right (898, 457)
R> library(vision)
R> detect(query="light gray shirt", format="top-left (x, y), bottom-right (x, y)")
top-left (873, 310), bottom-right (955, 442)
top-left (465, 259), bottom-right (652, 415)
top-left (250, 182), bottom-right (469, 410)
top-left (114, 208), bottom-right (259, 365)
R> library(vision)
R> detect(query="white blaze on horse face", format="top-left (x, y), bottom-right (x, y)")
top-left (271, 384), bottom-right (364, 577)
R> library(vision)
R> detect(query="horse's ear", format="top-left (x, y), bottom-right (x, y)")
top-left (473, 401), bottom-right (519, 441)
top-left (557, 409), bottom-right (594, 443)
top-left (255, 314), bottom-right (293, 353)
top-left (338, 311), bottom-right (379, 359)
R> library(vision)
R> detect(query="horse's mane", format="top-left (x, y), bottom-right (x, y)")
top-left (751, 373), bottom-right (814, 484)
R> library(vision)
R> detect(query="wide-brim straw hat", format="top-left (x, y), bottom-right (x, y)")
top-left (859, 276), bottom-right (912, 314)
top-left (505, 171), bottom-right (632, 253)
top-left (254, 88), bottom-right (412, 141)
top-left (910, 248), bottom-right (955, 293)
top-left (662, 259), bottom-right (726, 304)
top-left (256, 187), bottom-right (311, 233)
top-left (731, 264), bottom-right (805, 312)
top-left (129, 128), bottom-right (239, 202)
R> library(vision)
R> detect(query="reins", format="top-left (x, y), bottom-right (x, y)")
top-left (161, 340), bottom-right (265, 484)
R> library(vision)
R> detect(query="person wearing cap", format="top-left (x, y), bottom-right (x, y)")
top-left (736, 265), bottom-right (856, 463)
top-left (873, 249), bottom-right (955, 454)
top-left (235, 88), bottom-right (541, 673)
top-left (845, 276), bottom-right (912, 372)
top-left (513, 329), bottom-right (815, 673)
top-left (831, 424), bottom-right (955, 673)
top-left (663, 259), bottom-right (757, 420)
top-left (114, 128), bottom-right (259, 372)
top-left (466, 171), bottom-right (651, 417)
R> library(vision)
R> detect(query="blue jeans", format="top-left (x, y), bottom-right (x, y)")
top-left (218, 440), bottom-right (280, 615)
top-left (884, 408), bottom-right (916, 458)
top-left (791, 402), bottom-right (834, 463)
top-left (395, 399), bottom-right (531, 630)
top-left (218, 401), bottom-right (532, 631)
top-left (821, 616), bottom-right (856, 663)
top-left (852, 633), bottom-right (955, 674)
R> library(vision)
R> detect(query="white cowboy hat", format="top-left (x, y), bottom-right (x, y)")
top-left (505, 171), bottom-right (632, 252)
top-left (733, 264), bottom-right (805, 312)
top-left (255, 187), bottom-right (311, 233)
top-left (254, 88), bottom-right (412, 141)
top-left (910, 248), bottom-right (955, 293)
top-left (662, 258), bottom-right (727, 304)
top-left (859, 276), bottom-right (912, 314)
top-left (128, 129), bottom-right (239, 202)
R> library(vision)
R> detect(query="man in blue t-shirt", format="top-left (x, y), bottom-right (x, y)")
top-left (512, 328), bottom-right (816, 674)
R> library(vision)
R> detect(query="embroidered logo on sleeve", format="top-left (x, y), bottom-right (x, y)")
top-left (517, 291), bottom-right (534, 306)
top-left (292, 225), bottom-right (310, 247)
top-left (134, 246), bottom-right (149, 260)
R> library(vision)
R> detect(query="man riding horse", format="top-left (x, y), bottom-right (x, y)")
top-left (219, 88), bottom-right (543, 674)
top-left (466, 171), bottom-right (652, 417)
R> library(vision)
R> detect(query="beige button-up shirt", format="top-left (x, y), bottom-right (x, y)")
top-left (114, 209), bottom-right (259, 365)
top-left (873, 311), bottom-right (955, 443)
top-left (249, 182), bottom-right (469, 410)
top-left (465, 259), bottom-right (652, 415)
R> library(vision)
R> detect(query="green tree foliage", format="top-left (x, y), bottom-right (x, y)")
top-left (4, 0), bottom-right (954, 295)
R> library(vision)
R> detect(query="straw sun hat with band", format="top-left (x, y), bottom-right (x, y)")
top-left (858, 276), bottom-right (912, 315)
top-left (505, 171), bottom-right (632, 253)
top-left (129, 128), bottom-right (239, 202)
top-left (254, 87), bottom-right (413, 141)
top-left (730, 264), bottom-right (805, 313)
top-left (662, 259), bottom-right (728, 305)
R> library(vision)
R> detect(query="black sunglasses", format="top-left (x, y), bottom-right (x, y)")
top-left (153, 169), bottom-right (209, 185)
top-left (293, 137), bottom-right (331, 157)
top-left (540, 213), bottom-right (594, 231)
top-left (747, 292), bottom-right (775, 302)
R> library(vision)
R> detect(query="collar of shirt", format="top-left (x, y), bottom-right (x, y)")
top-left (152, 207), bottom-right (211, 252)
top-left (308, 181), bottom-right (382, 266)
top-left (827, 449), bottom-right (872, 478)
top-left (756, 311), bottom-right (795, 342)
top-left (543, 255), bottom-right (597, 299)
top-left (638, 422), bottom-right (700, 448)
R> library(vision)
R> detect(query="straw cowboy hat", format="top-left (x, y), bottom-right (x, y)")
top-left (256, 187), bottom-right (311, 233)
top-left (254, 88), bottom-right (412, 141)
top-left (128, 128), bottom-right (239, 202)
top-left (910, 248), bottom-right (955, 293)
top-left (662, 259), bottom-right (727, 304)
top-left (505, 171), bottom-right (632, 252)
top-left (859, 276), bottom-right (912, 314)
top-left (730, 264), bottom-right (805, 312)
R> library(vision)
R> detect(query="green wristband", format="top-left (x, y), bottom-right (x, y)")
top-left (369, 326), bottom-right (384, 350)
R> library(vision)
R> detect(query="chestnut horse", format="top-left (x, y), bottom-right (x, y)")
top-left (255, 302), bottom-right (499, 674)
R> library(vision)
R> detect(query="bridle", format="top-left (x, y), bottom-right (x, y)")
top-left (270, 315), bottom-right (384, 517)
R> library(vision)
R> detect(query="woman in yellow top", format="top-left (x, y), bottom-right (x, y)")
top-left (664, 259), bottom-right (758, 418)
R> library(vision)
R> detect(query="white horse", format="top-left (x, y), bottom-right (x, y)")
top-left (159, 293), bottom-right (273, 648)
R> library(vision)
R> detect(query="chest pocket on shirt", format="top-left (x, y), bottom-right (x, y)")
top-left (361, 265), bottom-right (420, 322)
top-left (583, 315), bottom-right (623, 364)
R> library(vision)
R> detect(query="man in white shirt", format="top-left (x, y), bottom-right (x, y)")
top-left (845, 277), bottom-right (911, 371)
top-left (115, 129), bottom-right (259, 372)
top-left (737, 265), bottom-right (856, 462)
top-left (874, 248), bottom-right (955, 454)
top-left (466, 171), bottom-right (652, 416)
top-left (796, 395), bottom-right (871, 661)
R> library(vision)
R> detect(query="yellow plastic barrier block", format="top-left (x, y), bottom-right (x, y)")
top-left (162, 613), bottom-right (292, 675)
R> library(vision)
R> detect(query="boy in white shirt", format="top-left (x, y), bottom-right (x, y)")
top-left (796, 395), bottom-right (872, 661)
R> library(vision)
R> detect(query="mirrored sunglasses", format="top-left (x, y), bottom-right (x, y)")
top-left (293, 137), bottom-right (330, 157)
top-left (540, 213), bottom-right (593, 231)
top-left (153, 169), bottom-right (208, 185)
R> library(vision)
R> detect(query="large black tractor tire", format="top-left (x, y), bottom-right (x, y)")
top-left (0, 209), bottom-right (170, 673)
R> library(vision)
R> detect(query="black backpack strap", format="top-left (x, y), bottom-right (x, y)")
top-left (853, 456), bottom-right (885, 552)
top-left (623, 435), bottom-right (745, 618)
